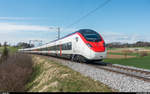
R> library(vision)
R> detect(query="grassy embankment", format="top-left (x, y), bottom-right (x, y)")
top-left (0, 46), bottom-right (116, 92)
top-left (26, 55), bottom-right (116, 92)
top-left (105, 47), bottom-right (150, 70)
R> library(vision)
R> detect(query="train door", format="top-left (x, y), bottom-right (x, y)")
top-left (55, 42), bottom-right (58, 56)
top-left (73, 36), bottom-right (80, 53)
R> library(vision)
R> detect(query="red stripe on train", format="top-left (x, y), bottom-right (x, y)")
top-left (76, 32), bottom-right (105, 52)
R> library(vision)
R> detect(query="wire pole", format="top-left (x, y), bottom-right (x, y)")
top-left (58, 27), bottom-right (60, 39)
top-left (49, 27), bottom-right (60, 40)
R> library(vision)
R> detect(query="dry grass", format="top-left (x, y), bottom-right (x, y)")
top-left (26, 55), bottom-right (116, 92)
top-left (0, 53), bottom-right (33, 92)
top-left (107, 49), bottom-right (123, 53)
top-left (107, 48), bottom-right (150, 59)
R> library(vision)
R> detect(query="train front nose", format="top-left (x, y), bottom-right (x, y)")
top-left (77, 29), bottom-right (107, 60)
top-left (93, 51), bottom-right (107, 59)
top-left (90, 42), bottom-right (105, 52)
top-left (88, 41), bottom-right (107, 60)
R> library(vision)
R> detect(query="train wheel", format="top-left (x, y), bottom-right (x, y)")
top-left (79, 56), bottom-right (87, 63)
top-left (71, 55), bottom-right (75, 61)
top-left (72, 55), bottom-right (79, 63)
top-left (76, 55), bottom-right (81, 63)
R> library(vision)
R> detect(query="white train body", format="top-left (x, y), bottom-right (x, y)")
top-left (19, 29), bottom-right (107, 62)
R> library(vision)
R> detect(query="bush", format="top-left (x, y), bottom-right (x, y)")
top-left (122, 50), bottom-right (133, 59)
top-left (0, 53), bottom-right (33, 92)
top-left (139, 51), bottom-right (148, 57)
top-left (0, 42), bottom-right (9, 63)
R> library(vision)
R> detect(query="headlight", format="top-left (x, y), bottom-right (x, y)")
top-left (86, 43), bottom-right (92, 47)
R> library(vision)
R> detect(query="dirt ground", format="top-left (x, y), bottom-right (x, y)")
top-left (106, 54), bottom-right (136, 59)
top-left (107, 48), bottom-right (150, 59)
top-left (108, 50), bottom-right (123, 53)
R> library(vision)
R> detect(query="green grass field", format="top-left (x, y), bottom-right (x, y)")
top-left (0, 46), bottom-right (18, 53)
top-left (108, 52), bottom-right (139, 56)
top-left (105, 47), bottom-right (150, 70)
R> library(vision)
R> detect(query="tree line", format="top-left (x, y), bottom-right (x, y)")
top-left (15, 42), bottom-right (34, 48)
top-left (106, 41), bottom-right (150, 48)
top-left (0, 42), bottom-right (34, 48)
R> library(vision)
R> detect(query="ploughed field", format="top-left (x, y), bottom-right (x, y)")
top-left (105, 47), bottom-right (150, 70)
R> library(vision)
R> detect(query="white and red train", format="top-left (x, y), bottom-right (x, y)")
top-left (19, 29), bottom-right (107, 62)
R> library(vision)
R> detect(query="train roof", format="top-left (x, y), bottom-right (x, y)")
top-left (47, 29), bottom-right (96, 43)
top-left (20, 29), bottom-right (97, 50)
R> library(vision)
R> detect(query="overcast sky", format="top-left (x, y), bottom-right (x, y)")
top-left (0, 0), bottom-right (150, 45)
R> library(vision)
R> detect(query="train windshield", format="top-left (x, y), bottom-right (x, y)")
top-left (78, 29), bottom-right (102, 42)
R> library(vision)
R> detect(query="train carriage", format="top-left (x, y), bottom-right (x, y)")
top-left (18, 29), bottom-right (107, 62)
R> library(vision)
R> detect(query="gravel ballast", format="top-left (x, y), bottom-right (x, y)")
top-left (47, 57), bottom-right (150, 92)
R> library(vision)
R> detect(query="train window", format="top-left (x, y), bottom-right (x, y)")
top-left (64, 44), bottom-right (67, 50)
top-left (52, 46), bottom-right (55, 50)
top-left (50, 46), bottom-right (53, 50)
top-left (67, 42), bottom-right (72, 50)
top-left (48, 47), bottom-right (50, 50)
top-left (61, 42), bottom-right (72, 50)
top-left (44, 42), bottom-right (72, 51)
top-left (63, 43), bottom-right (67, 50)
top-left (44, 47), bottom-right (48, 51)
top-left (56, 45), bottom-right (59, 50)
top-left (78, 29), bottom-right (102, 42)
top-left (48, 46), bottom-right (53, 50)
top-left (84, 34), bottom-right (99, 41)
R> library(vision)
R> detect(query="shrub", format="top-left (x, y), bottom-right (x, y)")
top-left (122, 50), bottom-right (133, 59)
top-left (0, 42), bottom-right (9, 63)
top-left (0, 53), bottom-right (33, 92)
top-left (139, 51), bottom-right (148, 57)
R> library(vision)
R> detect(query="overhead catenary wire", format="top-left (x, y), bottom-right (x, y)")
top-left (65, 0), bottom-right (111, 29)
top-left (50, 0), bottom-right (111, 41)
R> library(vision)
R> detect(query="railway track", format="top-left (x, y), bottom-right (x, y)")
top-left (88, 64), bottom-right (150, 82)
top-left (34, 54), bottom-right (150, 82)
